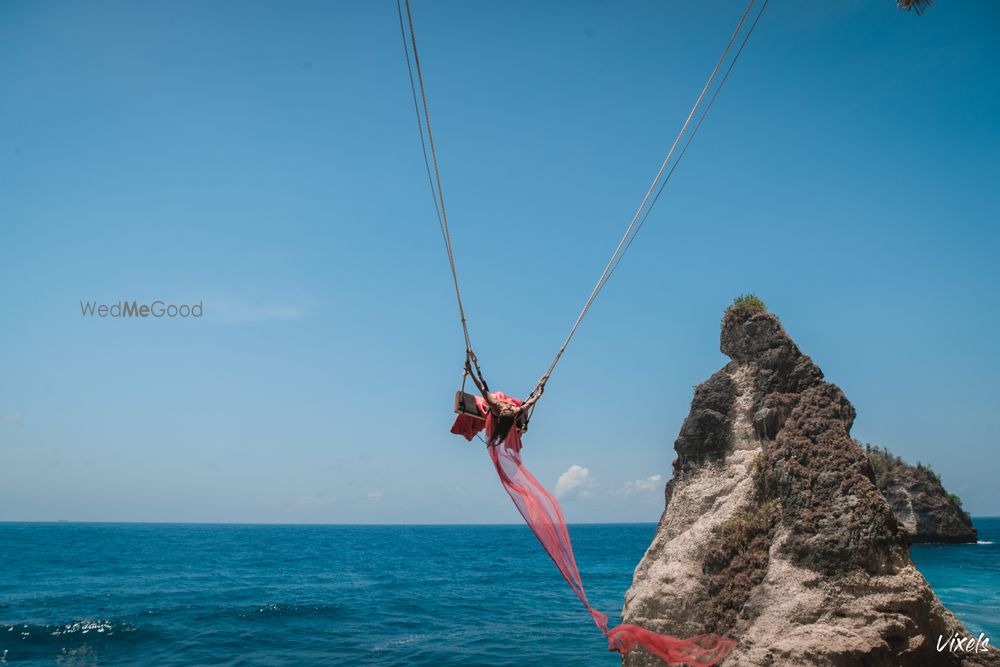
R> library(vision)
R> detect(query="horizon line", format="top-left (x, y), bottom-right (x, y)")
top-left (2, 517), bottom-right (998, 527)
top-left (0, 519), bottom-right (664, 527)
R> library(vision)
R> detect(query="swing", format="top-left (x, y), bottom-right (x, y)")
top-left (453, 391), bottom-right (528, 433)
top-left (452, 390), bottom-right (483, 422)
top-left (395, 0), bottom-right (767, 663)
top-left (453, 353), bottom-right (530, 435)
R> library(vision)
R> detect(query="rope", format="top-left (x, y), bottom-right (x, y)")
top-left (529, 0), bottom-right (761, 399)
top-left (396, 1), bottom-right (444, 253)
top-left (397, 0), bottom-right (766, 404)
top-left (397, 0), bottom-right (473, 355)
top-left (603, 0), bottom-right (769, 285)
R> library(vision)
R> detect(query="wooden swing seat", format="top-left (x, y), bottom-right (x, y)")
top-left (454, 391), bottom-right (528, 432)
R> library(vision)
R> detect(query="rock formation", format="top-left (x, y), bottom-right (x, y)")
top-left (622, 298), bottom-right (998, 666)
top-left (865, 445), bottom-right (978, 544)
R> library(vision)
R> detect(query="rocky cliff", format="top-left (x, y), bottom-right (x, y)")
top-left (622, 298), bottom-right (998, 666)
top-left (865, 445), bottom-right (978, 544)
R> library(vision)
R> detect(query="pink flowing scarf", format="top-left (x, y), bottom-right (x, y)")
top-left (450, 392), bottom-right (735, 666)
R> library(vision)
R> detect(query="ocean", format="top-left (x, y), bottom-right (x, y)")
top-left (2, 519), bottom-right (997, 665)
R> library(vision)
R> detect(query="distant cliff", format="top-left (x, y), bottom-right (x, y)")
top-left (864, 444), bottom-right (977, 544)
top-left (622, 297), bottom-right (998, 666)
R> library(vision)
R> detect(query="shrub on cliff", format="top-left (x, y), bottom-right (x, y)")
top-left (725, 293), bottom-right (766, 317)
top-left (722, 294), bottom-right (770, 332)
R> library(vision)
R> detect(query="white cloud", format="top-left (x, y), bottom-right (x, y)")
top-left (615, 474), bottom-right (663, 498)
top-left (293, 495), bottom-right (337, 507)
top-left (206, 294), bottom-right (309, 323)
top-left (554, 465), bottom-right (594, 500)
top-left (215, 302), bottom-right (304, 322)
top-left (259, 494), bottom-right (337, 508)
top-left (2, 412), bottom-right (23, 426)
top-left (367, 491), bottom-right (385, 500)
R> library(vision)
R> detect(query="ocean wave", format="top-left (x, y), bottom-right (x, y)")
top-left (3, 619), bottom-right (138, 645)
top-left (978, 541), bottom-right (994, 545)
top-left (237, 601), bottom-right (343, 619)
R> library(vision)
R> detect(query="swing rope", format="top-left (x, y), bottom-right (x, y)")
top-left (396, 0), bottom-right (474, 363)
top-left (603, 0), bottom-right (769, 288)
top-left (397, 0), bottom-right (766, 404)
top-left (529, 0), bottom-right (760, 400)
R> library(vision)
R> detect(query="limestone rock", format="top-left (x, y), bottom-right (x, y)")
top-left (622, 303), bottom-right (998, 666)
top-left (865, 445), bottom-right (978, 544)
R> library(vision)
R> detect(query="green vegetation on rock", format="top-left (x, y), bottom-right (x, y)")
top-left (861, 441), bottom-right (976, 543)
top-left (724, 293), bottom-right (766, 319)
top-left (727, 293), bottom-right (767, 313)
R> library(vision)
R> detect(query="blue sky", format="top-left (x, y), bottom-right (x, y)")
top-left (1, 0), bottom-right (998, 523)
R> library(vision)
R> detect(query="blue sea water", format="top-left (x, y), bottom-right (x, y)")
top-left (910, 518), bottom-right (1000, 640)
top-left (1, 520), bottom-right (997, 666)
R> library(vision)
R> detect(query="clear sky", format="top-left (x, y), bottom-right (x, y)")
top-left (1, 1), bottom-right (998, 524)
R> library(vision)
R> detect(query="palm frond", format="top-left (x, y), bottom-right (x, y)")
top-left (897, 0), bottom-right (933, 15)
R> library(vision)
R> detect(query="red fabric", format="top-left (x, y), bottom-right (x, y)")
top-left (451, 392), bottom-right (736, 666)
top-left (449, 406), bottom-right (487, 440)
